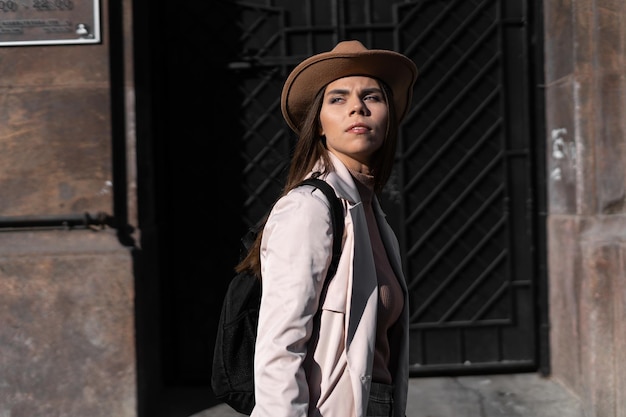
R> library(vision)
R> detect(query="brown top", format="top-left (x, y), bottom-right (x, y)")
top-left (350, 169), bottom-right (404, 384)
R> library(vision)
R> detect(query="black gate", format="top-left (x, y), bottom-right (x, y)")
top-left (135, 0), bottom-right (547, 399)
top-left (214, 0), bottom-right (547, 375)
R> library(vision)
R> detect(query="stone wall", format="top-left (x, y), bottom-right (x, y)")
top-left (0, 0), bottom-right (138, 415)
top-left (544, 0), bottom-right (626, 416)
top-left (0, 230), bottom-right (136, 416)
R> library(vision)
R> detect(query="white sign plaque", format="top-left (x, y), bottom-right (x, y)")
top-left (0, 0), bottom-right (100, 46)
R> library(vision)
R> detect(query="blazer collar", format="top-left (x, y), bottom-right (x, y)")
top-left (310, 152), bottom-right (362, 204)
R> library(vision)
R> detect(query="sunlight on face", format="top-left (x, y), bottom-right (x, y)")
top-left (319, 76), bottom-right (388, 171)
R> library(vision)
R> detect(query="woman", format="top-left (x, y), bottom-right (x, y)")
top-left (237, 40), bottom-right (418, 417)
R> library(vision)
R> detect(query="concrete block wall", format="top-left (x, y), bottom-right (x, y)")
top-left (0, 0), bottom-right (138, 415)
top-left (0, 230), bottom-right (136, 416)
top-left (544, 0), bottom-right (626, 416)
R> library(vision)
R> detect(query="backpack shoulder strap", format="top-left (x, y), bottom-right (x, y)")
top-left (297, 178), bottom-right (344, 282)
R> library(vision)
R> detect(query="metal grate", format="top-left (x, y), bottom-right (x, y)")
top-left (396, 0), bottom-right (537, 374)
top-left (217, 0), bottom-right (541, 375)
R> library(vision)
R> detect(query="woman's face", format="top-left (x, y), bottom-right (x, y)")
top-left (319, 76), bottom-right (388, 170)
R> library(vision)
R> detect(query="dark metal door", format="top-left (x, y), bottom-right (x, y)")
top-left (215, 0), bottom-right (547, 375)
top-left (138, 0), bottom-right (547, 392)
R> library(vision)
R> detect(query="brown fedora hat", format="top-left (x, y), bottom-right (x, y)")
top-left (281, 40), bottom-right (418, 133)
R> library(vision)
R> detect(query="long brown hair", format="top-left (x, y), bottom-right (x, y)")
top-left (236, 78), bottom-right (398, 278)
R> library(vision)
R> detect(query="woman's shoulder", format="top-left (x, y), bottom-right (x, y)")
top-left (263, 184), bottom-right (335, 242)
top-left (281, 182), bottom-right (334, 211)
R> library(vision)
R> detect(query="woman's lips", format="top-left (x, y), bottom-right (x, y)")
top-left (347, 123), bottom-right (371, 133)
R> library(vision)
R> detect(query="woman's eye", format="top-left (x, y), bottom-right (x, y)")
top-left (364, 94), bottom-right (381, 102)
top-left (329, 97), bottom-right (345, 104)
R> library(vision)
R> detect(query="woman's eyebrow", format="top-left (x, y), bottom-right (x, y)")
top-left (325, 87), bottom-right (382, 95)
top-left (325, 88), bottom-right (349, 96)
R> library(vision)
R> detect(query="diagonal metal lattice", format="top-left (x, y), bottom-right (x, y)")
top-left (222, 0), bottom-right (540, 375)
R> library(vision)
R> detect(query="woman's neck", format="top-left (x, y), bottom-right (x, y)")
top-left (329, 150), bottom-right (374, 175)
top-left (348, 167), bottom-right (375, 203)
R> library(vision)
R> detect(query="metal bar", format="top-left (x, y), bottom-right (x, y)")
top-left (0, 212), bottom-right (113, 231)
top-left (410, 318), bottom-right (513, 329)
top-left (409, 358), bottom-right (534, 377)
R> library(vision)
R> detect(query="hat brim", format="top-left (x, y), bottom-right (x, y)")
top-left (281, 48), bottom-right (418, 133)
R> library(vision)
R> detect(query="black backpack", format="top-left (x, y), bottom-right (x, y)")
top-left (211, 178), bottom-right (345, 415)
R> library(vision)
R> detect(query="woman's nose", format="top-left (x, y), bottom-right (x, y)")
top-left (350, 99), bottom-right (366, 115)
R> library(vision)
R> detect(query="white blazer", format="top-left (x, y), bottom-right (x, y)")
top-left (251, 152), bottom-right (409, 417)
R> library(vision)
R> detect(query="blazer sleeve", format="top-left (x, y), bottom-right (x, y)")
top-left (251, 186), bottom-right (336, 417)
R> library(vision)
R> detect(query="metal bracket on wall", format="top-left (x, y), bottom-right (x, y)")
top-left (0, 212), bottom-right (114, 231)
